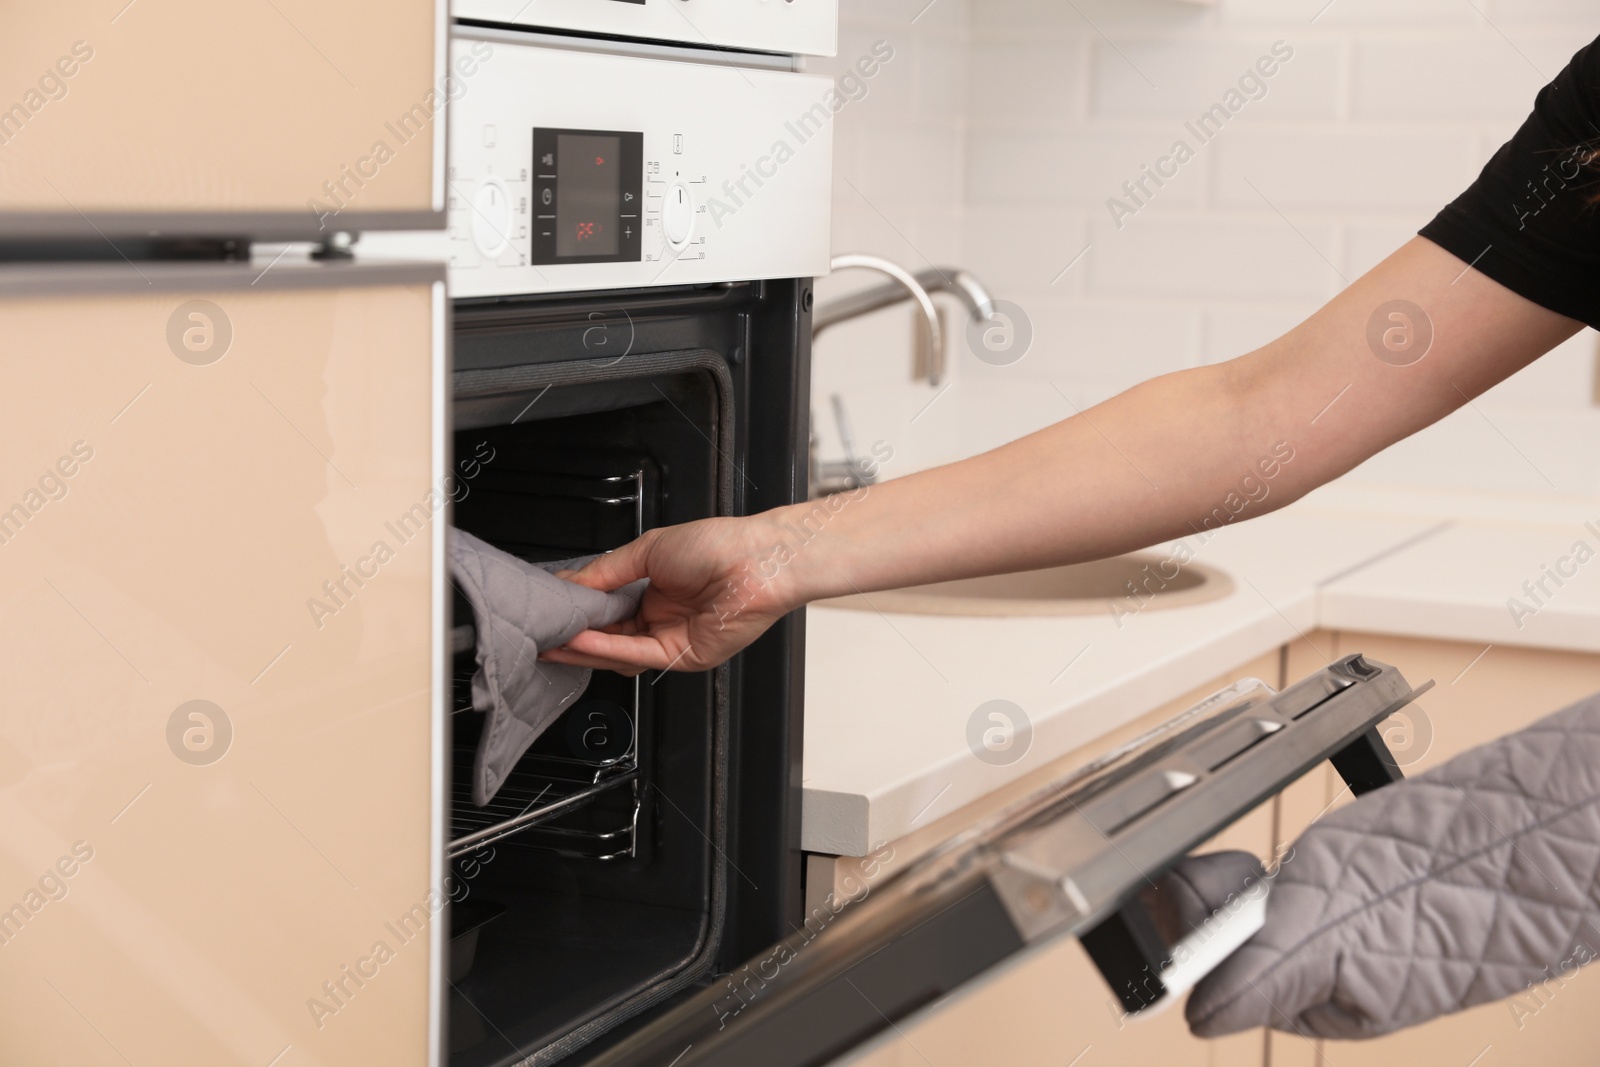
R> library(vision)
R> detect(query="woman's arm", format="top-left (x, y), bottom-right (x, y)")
top-left (544, 237), bottom-right (1581, 674)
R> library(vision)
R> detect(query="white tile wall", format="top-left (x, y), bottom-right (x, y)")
top-left (806, 0), bottom-right (973, 473)
top-left (815, 0), bottom-right (1600, 491)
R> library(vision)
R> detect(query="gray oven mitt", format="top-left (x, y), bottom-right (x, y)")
top-left (1172, 690), bottom-right (1600, 1040)
top-left (448, 528), bottom-right (646, 806)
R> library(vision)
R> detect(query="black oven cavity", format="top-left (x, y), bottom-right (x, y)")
top-left (443, 282), bottom-right (811, 1066)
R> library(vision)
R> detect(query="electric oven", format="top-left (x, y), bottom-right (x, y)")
top-left (365, 22), bottom-right (833, 1065)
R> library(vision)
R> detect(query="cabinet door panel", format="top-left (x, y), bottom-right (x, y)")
top-left (0, 1), bottom-right (443, 237)
top-left (0, 264), bottom-right (446, 1066)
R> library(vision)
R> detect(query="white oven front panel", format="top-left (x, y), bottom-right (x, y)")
top-left (454, 0), bottom-right (837, 57)
top-left (400, 33), bottom-right (834, 298)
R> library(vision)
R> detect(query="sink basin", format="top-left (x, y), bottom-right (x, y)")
top-left (814, 553), bottom-right (1233, 617)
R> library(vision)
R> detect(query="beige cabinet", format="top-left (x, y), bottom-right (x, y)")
top-left (1274, 631), bottom-right (1600, 1067)
top-left (0, 1), bottom-right (444, 238)
top-left (0, 263), bottom-right (446, 1065)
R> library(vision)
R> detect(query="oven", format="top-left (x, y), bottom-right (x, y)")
top-left (370, 20), bottom-right (833, 1066)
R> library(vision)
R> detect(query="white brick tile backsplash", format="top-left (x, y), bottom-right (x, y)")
top-left (962, 298), bottom-right (1201, 390)
top-left (967, 129), bottom-right (1209, 208)
top-left (844, 0), bottom-right (966, 35)
top-left (1345, 404), bottom-right (1600, 495)
top-left (1483, 330), bottom-right (1596, 410)
top-left (962, 205), bottom-right (1089, 295)
top-left (975, 0), bottom-right (1211, 38)
top-left (816, 0), bottom-right (1595, 478)
top-left (855, 124), bottom-right (964, 213)
top-left (1090, 39), bottom-right (1342, 120)
top-left (1484, 0), bottom-right (1600, 24)
top-left (1350, 37), bottom-right (1548, 119)
top-left (915, 35), bottom-right (970, 119)
top-left (1516, 28), bottom-right (1600, 81)
top-left (828, 24), bottom-right (922, 121)
top-left (1219, 0), bottom-right (1474, 26)
top-left (1087, 215), bottom-right (1342, 300)
top-left (969, 40), bottom-right (1090, 123)
top-left (829, 194), bottom-right (940, 269)
top-left (1213, 131), bottom-right (1476, 210)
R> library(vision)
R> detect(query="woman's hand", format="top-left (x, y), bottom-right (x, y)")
top-left (539, 512), bottom-right (800, 676)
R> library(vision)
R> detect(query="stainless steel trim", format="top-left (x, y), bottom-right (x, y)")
top-left (433, 0), bottom-right (450, 214)
top-left (429, 279), bottom-right (451, 1067)
top-left (0, 259), bottom-right (447, 296)
top-left (448, 771), bottom-right (639, 858)
top-left (0, 209), bottom-right (445, 242)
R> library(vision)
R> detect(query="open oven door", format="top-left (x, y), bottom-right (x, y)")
top-left (0, 262), bottom-right (449, 1066)
top-left (578, 655), bottom-right (1429, 1067)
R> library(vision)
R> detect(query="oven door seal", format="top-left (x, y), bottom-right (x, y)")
top-left (454, 348), bottom-right (736, 1066)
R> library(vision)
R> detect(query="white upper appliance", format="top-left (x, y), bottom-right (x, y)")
top-left (453, 0), bottom-right (838, 57)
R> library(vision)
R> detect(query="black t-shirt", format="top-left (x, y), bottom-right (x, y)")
top-left (1420, 35), bottom-right (1600, 329)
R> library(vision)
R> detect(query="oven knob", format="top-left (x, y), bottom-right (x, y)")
top-left (663, 181), bottom-right (694, 250)
top-left (471, 179), bottom-right (512, 257)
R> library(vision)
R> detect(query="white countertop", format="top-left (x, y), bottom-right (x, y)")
top-left (800, 485), bottom-right (1600, 855)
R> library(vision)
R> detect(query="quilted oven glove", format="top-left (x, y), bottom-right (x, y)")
top-left (448, 528), bottom-right (646, 807)
top-left (1176, 690), bottom-right (1600, 1039)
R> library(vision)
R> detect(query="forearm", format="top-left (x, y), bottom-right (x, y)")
top-left (770, 360), bottom-right (1307, 603)
top-left (769, 237), bottom-right (1581, 608)
top-left (551, 240), bottom-right (1580, 674)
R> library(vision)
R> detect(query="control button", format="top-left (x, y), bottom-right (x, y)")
top-left (483, 124), bottom-right (497, 148)
top-left (663, 182), bottom-right (694, 249)
top-left (540, 187), bottom-right (553, 206)
top-left (471, 179), bottom-right (512, 257)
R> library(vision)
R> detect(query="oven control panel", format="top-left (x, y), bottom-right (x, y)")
top-left (367, 33), bottom-right (833, 298)
top-left (454, 0), bottom-right (837, 58)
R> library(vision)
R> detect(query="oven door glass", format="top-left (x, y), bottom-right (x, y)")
top-left (0, 262), bottom-right (447, 1066)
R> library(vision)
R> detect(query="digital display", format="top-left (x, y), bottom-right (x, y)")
top-left (556, 133), bottom-right (621, 257)
top-left (532, 127), bottom-right (643, 266)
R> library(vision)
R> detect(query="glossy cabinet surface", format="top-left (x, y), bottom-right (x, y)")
top-left (0, 2), bottom-right (444, 237)
top-left (0, 263), bottom-right (446, 1066)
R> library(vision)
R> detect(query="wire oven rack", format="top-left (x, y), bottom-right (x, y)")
top-left (446, 461), bottom-right (652, 862)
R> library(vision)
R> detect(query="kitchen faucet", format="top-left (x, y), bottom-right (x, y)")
top-left (813, 255), bottom-right (999, 387)
top-left (808, 254), bottom-right (1000, 497)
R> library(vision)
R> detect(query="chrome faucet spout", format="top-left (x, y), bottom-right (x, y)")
top-left (815, 253), bottom-right (944, 386)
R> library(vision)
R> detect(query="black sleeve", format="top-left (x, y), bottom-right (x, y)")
top-left (1419, 34), bottom-right (1600, 329)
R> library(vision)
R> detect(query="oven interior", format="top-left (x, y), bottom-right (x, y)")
top-left (445, 373), bottom-right (721, 1067)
